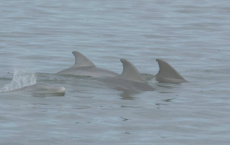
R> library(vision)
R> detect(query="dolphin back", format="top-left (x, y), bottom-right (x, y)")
top-left (72, 51), bottom-right (95, 67)
top-left (119, 59), bottom-right (146, 83)
top-left (155, 59), bottom-right (186, 83)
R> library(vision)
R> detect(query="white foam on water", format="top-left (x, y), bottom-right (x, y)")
top-left (0, 70), bottom-right (37, 93)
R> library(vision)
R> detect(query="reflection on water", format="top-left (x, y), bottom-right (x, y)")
top-left (163, 98), bottom-right (175, 102)
top-left (31, 92), bottom-right (65, 98)
top-left (119, 91), bottom-right (136, 100)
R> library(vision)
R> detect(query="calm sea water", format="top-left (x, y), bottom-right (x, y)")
top-left (1, 0), bottom-right (230, 144)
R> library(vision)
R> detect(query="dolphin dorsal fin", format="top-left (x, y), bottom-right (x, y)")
top-left (156, 59), bottom-right (185, 80)
top-left (72, 51), bottom-right (95, 67)
top-left (119, 59), bottom-right (146, 83)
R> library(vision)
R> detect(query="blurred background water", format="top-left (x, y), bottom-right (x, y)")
top-left (1, 0), bottom-right (230, 144)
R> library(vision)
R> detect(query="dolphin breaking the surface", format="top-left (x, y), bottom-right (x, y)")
top-left (0, 71), bottom-right (66, 96)
top-left (21, 84), bottom-right (66, 97)
top-left (57, 51), bottom-right (186, 84)
top-left (24, 84), bottom-right (66, 96)
top-left (102, 59), bottom-right (154, 91)
top-left (57, 51), bottom-right (118, 78)
top-left (1, 83), bottom-right (65, 96)
top-left (155, 59), bottom-right (186, 84)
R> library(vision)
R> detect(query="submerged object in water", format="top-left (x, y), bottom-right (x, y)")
top-left (24, 84), bottom-right (65, 96)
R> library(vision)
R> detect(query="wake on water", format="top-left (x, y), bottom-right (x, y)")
top-left (0, 70), bottom-right (37, 93)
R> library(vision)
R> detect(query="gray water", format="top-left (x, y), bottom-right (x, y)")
top-left (1, 0), bottom-right (230, 144)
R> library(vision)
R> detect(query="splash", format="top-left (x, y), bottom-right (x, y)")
top-left (0, 70), bottom-right (37, 93)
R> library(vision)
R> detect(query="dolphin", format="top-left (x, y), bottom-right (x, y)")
top-left (25, 84), bottom-right (66, 96)
top-left (155, 59), bottom-right (186, 84)
top-left (102, 59), bottom-right (154, 91)
top-left (1, 83), bottom-right (65, 96)
top-left (57, 51), bottom-right (118, 78)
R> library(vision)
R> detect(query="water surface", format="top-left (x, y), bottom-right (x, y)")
top-left (1, 0), bottom-right (230, 144)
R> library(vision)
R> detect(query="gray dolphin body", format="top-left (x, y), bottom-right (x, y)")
top-left (102, 59), bottom-right (154, 91)
top-left (24, 84), bottom-right (66, 96)
top-left (155, 59), bottom-right (186, 84)
top-left (57, 51), bottom-right (118, 78)
top-left (1, 83), bottom-right (65, 96)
